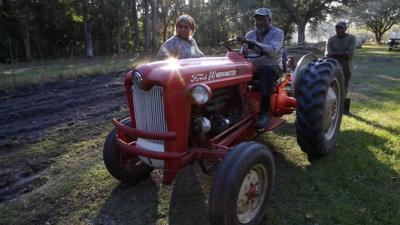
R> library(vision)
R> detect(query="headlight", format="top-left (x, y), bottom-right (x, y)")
top-left (191, 84), bottom-right (212, 105)
top-left (132, 71), bottom-right (144, 88)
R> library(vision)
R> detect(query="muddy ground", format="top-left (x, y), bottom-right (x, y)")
top-left (0, 71), bottom-right (217, 225)
top-left (0, 71), bottom-right (127, 203)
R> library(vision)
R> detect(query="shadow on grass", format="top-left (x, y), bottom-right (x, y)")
top-left (168, 165), bottom-right (210, 225)
top-left (348, 113), bottom-right (400, 135)
top-left (90, 128), bottom-right (399, 225)
top-left (91, 165), bottom-right (210, 225)
top-left (258, 129), bottom-right (400, 224)
top-left (94, 179), bottom-right (159, 225)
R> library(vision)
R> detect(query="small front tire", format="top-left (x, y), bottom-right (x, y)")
top-left (103, 117), bottom-right (153, 184)
top-left (209, 142), bottom-right (275, 225)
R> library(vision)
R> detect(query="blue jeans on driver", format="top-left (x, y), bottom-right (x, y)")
top-left (253, 65), bottom-right (283, 116)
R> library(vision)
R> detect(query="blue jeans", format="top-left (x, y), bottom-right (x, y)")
top-left (253, 65), bottom-right (282, 115)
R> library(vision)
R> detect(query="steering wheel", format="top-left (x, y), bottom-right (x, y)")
top-left (225, 38), bottom-right (264, 59)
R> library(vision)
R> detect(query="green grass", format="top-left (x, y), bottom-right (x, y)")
top-left (0, 45), bottom-right (399, 225)
top-left (262, 44), bottom-right (400, 224)
top-left (0, 55), bottom-right (150, 90)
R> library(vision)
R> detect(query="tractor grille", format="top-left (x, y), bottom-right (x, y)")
top-left (132, 83), bottom-right (167, 145)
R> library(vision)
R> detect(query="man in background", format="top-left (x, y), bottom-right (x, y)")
top-left (325, 21), bottom-right (356, 114)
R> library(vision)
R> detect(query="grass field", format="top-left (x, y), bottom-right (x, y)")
top-left (0, 45), bottom-right (399, 225)
top-left (0, 55), bottom-right (148, 90)
top-left (0, 48), bottom-right (224, 91)
top-left (263, 45), bottom-right (400, 224)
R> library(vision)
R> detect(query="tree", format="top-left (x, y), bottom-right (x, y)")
top-left (131, 0), bottom-right (140, 51)
top-left (1, 0), bottom-right (34, 61)
top-left (1, 0), bottom-right (370, 62)
top-left (70, 0), bottom-right (100, 58)
top-left (210, 0), bottom-right (218, 46)
top-left (150, 0), bottom-right (159, 51)
top-left (113, 0), bottom-right (128, 55)
top-left (351, 0), bottom-right (400, 44)
top-left (271, 0), bottom-right (364, 45)
top-left (143, 0), bottom-right (150, 51)
top-left (159, 0), bottom-right (185, 43)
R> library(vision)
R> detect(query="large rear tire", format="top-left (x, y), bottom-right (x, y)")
top-left (295, 58), bottom-right (345, 159)
top-left (103, 117), bottom-right (153, 183)
top-left (209, 142), bottom-right (275, 225)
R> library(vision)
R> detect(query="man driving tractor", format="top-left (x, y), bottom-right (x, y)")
top-left (237, 8), bottom-right (285, 129)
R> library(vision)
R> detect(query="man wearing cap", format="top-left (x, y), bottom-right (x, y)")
top-left (325, 21), bottom-right (356, 114)
top-left (237, 8), bottom-right (284, 129)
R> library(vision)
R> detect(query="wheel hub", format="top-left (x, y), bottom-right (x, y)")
top-left (323, 81), bottom-right (340, 140)
top-left (237, 164), bottom-right (267, 223)
top-left (246, 183), bottom-right (258, 201)
top-left (121, 154), bottom-right (142, 172)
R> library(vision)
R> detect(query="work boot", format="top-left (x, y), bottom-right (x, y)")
top-left (256, 113), bottom-right (269, 129)
top-left (344, 98), bottom-right (351, 115)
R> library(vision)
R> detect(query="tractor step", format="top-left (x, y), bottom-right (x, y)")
top-left (265, 117), bottom-right (285, 131)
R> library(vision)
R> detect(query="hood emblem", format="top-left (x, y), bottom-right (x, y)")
top-left (190, 70), bottom-right (237, 83)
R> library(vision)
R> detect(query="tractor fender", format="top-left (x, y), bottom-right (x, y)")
top-left (291, 53), bottom-right (318, 96)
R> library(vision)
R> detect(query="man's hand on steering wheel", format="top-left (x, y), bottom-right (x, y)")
top-left (235, 36), bottom-right (244, 43)
top-left (231, 36), bottom-right (264, 58)
top-left (243, 38), bottom-right (264, 56)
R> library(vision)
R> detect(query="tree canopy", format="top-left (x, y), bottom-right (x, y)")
top-left (351, 0), bottom-right (400, 43)
top-left (0, 0), bottom-right (395, 63)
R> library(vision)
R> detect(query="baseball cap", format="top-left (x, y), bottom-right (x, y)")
top-left (335, 21), bottom-right (347, 29)
top-left (254, 8), bottom-right (272, 17)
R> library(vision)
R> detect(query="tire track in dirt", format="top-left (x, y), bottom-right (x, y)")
top-left (0, 71), bottom-right (129, 203)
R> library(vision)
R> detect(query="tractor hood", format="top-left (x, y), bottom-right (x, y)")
top-left (133, 53), bottom-right (253, 92)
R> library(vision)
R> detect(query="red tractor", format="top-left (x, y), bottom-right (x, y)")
top-left (103, 39), bottom-right (345, 225)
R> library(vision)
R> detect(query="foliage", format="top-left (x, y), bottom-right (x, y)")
top-left (0, 0), bottom-right (305, 62)
top-left (270, 0), bottom-right (366, 45)
top-left (0, 0), bottom-right (394, 62)
top-left (351, 0), bottom-right (400, 43)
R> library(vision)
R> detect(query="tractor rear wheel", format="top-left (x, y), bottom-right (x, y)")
top-left (295, 58), bottom-right (345, 159)
top-left (209, 142), bottom-right (275, 225)
top-left (103, 117), bottom-right (153, 184)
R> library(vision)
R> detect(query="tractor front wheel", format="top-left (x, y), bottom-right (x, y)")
top-left (209, 142), bottom-right (275, 225)
top-left (103, 117), bottom-right (153, 184)
top-left (295, 58), bottom-right (345, 159)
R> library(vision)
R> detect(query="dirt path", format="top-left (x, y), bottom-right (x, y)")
top-left (0, 71), bottom-right (127, 203)
top-left (0, 71), bottom-right (213, 225)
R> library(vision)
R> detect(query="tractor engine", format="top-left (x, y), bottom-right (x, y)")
top-left (190, 85), bottom-right (245, 147)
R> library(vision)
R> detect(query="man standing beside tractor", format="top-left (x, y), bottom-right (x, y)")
top-left (325, 21), bottom-right (356, 114)
top-left (237, 8), bottom-right (285, 129)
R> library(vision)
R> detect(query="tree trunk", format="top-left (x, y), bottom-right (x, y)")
top-left (151, 0), bottom-right (159, 51)
top-left (374, 31), bottom-right (382, 45)
top-left (132, 0), bottom-right (140, 51)
top-left (84, 20), bottom-right (94, 58)
top-left (297, 22), bottom-right (306, 45)
top-left (8, 39), bottom-right (14, 62)
top-left (116, 0), bottom-right (124, 55)
top-left (99, 0), bottom-right (111, 54)
top-left (189, 0), bottom-right (193, 15)
top-left (161, 1), bottom-right (167, 43)
top-left (144, 0), bottom-right (150, 51)
top-left (210, 0), bottom-right (218, 46)
top-left (116, 26), bottom-right (122, 55)
top-left (22, 27), bottom-right (32, 61)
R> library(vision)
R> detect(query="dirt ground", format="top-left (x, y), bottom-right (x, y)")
top-left (0, 70), bottom-right (216, 225)
top-left (0, 71), bottom-right (127, 204)
top-left (1, 45), bottom-right (399, 225)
